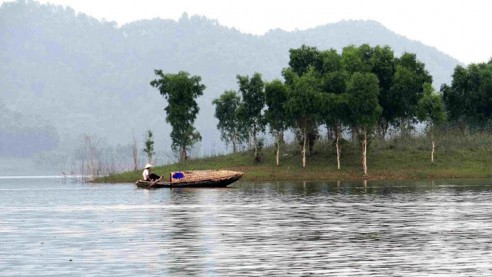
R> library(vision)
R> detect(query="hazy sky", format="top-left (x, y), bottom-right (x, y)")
top-left (2, 0), bottom-right (491, 64)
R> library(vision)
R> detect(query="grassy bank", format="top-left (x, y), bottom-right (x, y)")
top-left (97, 132), bottom-right (492, 183)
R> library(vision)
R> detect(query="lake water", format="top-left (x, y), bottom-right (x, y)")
top-left (1, 177), bottom-right (492, 276)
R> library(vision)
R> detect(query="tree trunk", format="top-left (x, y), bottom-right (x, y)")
top-left (362, 128), bottom-right (367, 176)
top-left (378, 119), bottom-right (388, 140)
top-left (431, 133), bottom-right (435, 164)
top-left (351, 127), bottom-right (358, 142)
top-left (327, 126), bottom-right (334, 141)
top-left (336, 126), bottom-right (341, 170)
top-left (181, 145), bottom-right (187, 161)
top-left (232, 133), bottom-right (237, 153)
top-left (302, 126), bottom-right (307, 168)
top-left (253, 124), bottom-right (258, 160)
top-left (276, 132), bottom-right (280, 166)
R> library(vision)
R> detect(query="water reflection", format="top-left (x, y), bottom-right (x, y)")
top-left (0, 178), bottom-right (491, 276)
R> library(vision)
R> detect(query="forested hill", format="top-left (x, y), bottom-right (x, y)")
top-left (0, 0), bottom-right (461, 158)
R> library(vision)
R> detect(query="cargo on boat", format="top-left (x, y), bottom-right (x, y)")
top-left (135, 170), bottom-right (244, 188)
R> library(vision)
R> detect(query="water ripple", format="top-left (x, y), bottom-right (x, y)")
top-left (0, 178), bottom-right (491, 276)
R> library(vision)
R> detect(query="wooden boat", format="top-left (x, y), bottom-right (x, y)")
top-left (135, 170), bottom-right (244, 188)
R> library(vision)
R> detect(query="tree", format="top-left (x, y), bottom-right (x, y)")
top-left (346, 72), bottom-right (382, 176)
top-left (320, 92), bottom-right (349, 170)
top-left (417, 83), bottom-right (446, 163)
top-left (150, 70), bottom-right (205, 161)
top-left (341, 45), bottom-right (369, 74)
top-left (320, 52), bottom-right (347, 95)
top-left (442, 60), bottom-right (492, 130)
top-left (370, 45), bottom-right (396, 138)
top-left (318, 48), bottom-right (350, 169)
top-left (212, 90), bottom-right (245, 153)
top-left (441, 66), bottom-right (468, 125)
top-left (265, 79), bottom-right (289, 166)
top-left (388, 53), bottom-right (432, 135)
top-left (284, 68), bottom-right (321, 168)
top-left (143, 130), bottom-right (155, 164)
top-left (286, 45), bottom-right (324, 157)
top-left (288, 45), bottom-right (323, 76)
top-left (236, 73), bottom-right (265, 161)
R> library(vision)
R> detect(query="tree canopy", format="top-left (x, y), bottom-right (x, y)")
top-left (442, 60), bottom-right (492, 128)
top-left (265, 79), bottom-right (289, 166)
top-left (212, 90), bottom-right (245, 153)
top-left (236, 73), bottom-right (266, 161)
top-left (150, 70), bottom-right (205, 161)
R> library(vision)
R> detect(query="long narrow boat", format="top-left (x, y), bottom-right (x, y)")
top-left (135, 170), bottom-right (244, 189)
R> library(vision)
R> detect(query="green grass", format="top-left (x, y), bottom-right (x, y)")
top-left (97, 132), bottom-right (492, 183)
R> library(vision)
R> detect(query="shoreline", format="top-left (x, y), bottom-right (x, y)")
top-left (96, 164), bottom-right (492, 184)
top-left (95, 136), bottom-right (492, 184)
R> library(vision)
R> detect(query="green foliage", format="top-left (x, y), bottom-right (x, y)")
top-left (237, 73), bottom-right (266, 130)
top-left (150, 70), bottom-right (205, 160)
top-left (341, 45), bottom-right (367, 73)
top-left (417, 83), bottom-right (446, 125)
top-left (236, 73), bottom-right (266, 160)
top-left (212, 90), bottom-right (246, 152)
top-left (143, 130), bottom-right (155, 163)
top-left (382, 53), bottom-right (433, 129)
top-left (284, 68), bottom-right (322, 128)
top-left (442, 60), bottom-right (492, 128)
top-left (284, 68), bottom-right (322, 165)
top-left (265, 79), bottom-right (289, 134)
top-left (288, 45), bottom-right (323, 76)
top-left (346, 72), bottom-right (382, 128)
top-left (370, 45), bottom-right (396, 133)
top-left (319, 93), bottom-right (350, 130)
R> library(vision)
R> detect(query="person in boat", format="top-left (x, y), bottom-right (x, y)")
top-left (142, 164), bottom-right (162, 182)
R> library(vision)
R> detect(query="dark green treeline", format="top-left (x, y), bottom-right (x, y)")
top-left (212, 44), bottom-right (492, 174)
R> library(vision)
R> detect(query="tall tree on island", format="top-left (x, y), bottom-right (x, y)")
top-left (320, 92), bottom-right (349, 170)
top-left (287, 45), bottom-right (324, 157)
top-left (236, 73), bottom-right (266, 161)
top-left (319, 48), bottom-right (349, 170)
top-left (212, 90), bottom-right (246, 153)
top-left (417, 83), bottom-right (446, 163)
top-left (150, 70), bottom-right (205, 161)
top-left (388, 53), bottom-right (433, 135)
top-left (442, 60), bottom-right (492, 130)
top-left (265, 79), bottom-right (289, 166)
top-left (346, 72), bottom-right (382, 176)
top-left (284, 67), bottom-right (321, 168)
top-left (369, 45), bottom-right (396, 139)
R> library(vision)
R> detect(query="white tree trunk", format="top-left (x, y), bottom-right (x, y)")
top-left (302, 126), bottom-right (307, 168)
top-left (336, 125), bottom-right (340, 170)
top-left (362, 128), bottom-right (367, 176)
top-left (431, 133), bottom-right (435, 164)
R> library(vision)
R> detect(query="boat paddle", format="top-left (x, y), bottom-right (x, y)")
top-left (147, 176), bottom-right (163, 189)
